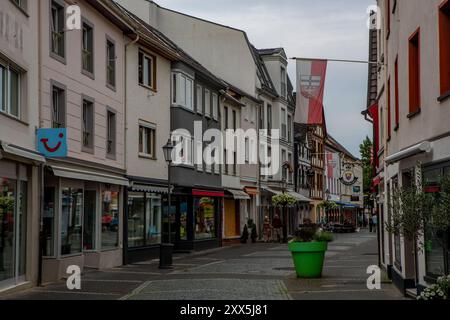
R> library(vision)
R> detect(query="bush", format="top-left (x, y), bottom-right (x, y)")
top-left (314, 231), bottom-right (334, 242)
top-left (291, 224), bottom-right (334, 243)
top-left (417, 275), bottom-right (450, 300)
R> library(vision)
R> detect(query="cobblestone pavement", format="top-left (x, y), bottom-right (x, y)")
top-left (1, 229), bottom-right (406, 300)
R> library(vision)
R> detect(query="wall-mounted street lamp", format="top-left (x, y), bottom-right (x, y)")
top-left (160, 139), bottom-right (174, 269)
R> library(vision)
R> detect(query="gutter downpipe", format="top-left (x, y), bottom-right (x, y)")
top-left (122, 32), bottom-right (140, 266)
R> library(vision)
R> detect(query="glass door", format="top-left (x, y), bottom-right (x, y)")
top-left (83, 190), bottom-right (97, 251)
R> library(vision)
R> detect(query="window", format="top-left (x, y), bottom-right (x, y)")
top-left (439, 0), bottom-right (450, 98)
top-left (101, 190), bottom-right (119, 249)
top-left (387, 77), bottom-right (391, 138)
top-left (61, 188), bottom-right (83, 256)
top-left (281, 108), bottom-right (287, 139)
top-left (287, 114), bottom-right (292, 143)
top-left (82, 21), bottom-right (94, 75)
top-left (260, 104), bottom-right (265, 130)
top-left (127, 192), bottom-right (162, 247)
top-left (139, 124), bottom-right (156, 158)
top-left (11, 0), bottom-right (27, 12)
top-left (245, 137), bottom-right (250, 164)
top-left (212, 93), bottom-right (218, 120)
top-left (83, 190), bottom-right (96, 251)
top-left (50, 0), bottom-right (65, 60)
top-left (51, 83), bottom-right (65, 128)
top-left (106, 110), bottom-right (116, 157)
top-left (282, 150), bottom-right (287, 181)
top-left (281, 67), bottom-right (287, 98)
top-left (43, 187), bottom-right (56, 257)
top-left (394, 56), bottom-right (400, 128)
top-left (288, 153), bottom-right (293, 182)
top-left (139, 51), bottom-right (156, 90)
top-left (0, 63), bottom-right (21, 118)
top-left (82, 98), bottom-right (94, 151)
top-left (196, 85), bottom-right (203, 113)
top-left (172, 73), bottom-right (194, 111)
top-left (408, 28), bottom-right (421, 115)
top-left (267, 104), bottom-right (272, 134)
top-left (204, 89), bottom-right (211, 117)
top-left (106, 38), bottom-right (116, 89)
top-left (194, 197), bottom-right (216, 240)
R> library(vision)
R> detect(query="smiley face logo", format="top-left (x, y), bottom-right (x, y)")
top-left (37, 128), bottom-right (68, 158)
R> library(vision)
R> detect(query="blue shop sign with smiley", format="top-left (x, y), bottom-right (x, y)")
top-left (37, 128), bottom-right (68, 158)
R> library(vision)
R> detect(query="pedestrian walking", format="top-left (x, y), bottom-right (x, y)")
top-left (272, 214), bottom-right (282, 243)
top-left (372, 214), bottom-right (378, 233)
top-left (263, 216), bottom-right (271, 243)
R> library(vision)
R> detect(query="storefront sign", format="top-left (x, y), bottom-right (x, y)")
top-left (37, 128), bottom-right (67, 158)
top-left (340, 164), bottom-right (358, 186)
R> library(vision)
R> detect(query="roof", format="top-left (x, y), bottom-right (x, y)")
top-left (251, 46), bottom-right (278, 98)
top-left (326, 134), bottom-right (359, 161)
top-left (113, 1), bottom-right (226, 89)
top-left (258, 48), bottom-right (287, 59)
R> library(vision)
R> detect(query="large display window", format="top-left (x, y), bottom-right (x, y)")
top-left (102, 190), bottom-right (119, 250)
top-left (61, 188), bottom-right (83, 256)
top-left (128, 192), bottom-right (162, 248)
top-left (194, 197), bottom-right (216, 240)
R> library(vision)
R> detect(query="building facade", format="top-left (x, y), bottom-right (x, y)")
top-left (0, 0), bottom-right (44, 292)
top-left (367, 0), bottom-right (450, 296)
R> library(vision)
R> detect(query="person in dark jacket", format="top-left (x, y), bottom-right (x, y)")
top-left (272, 214), bottom-right (282, 243)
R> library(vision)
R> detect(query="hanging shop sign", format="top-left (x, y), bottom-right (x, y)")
top-left (340, 164), bottom-right (358, 186)
top-left (37, 128), bottom-right (68, 158)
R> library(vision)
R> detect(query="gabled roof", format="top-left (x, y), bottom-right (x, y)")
top-left (326, 134), bottom-right (359, 161)
top-left (258, 48), bottom-right (288, 60)
top-left (113, 1), bottom-right (226, 89)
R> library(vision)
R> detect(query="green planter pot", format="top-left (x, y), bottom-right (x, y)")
top-left (288, 241), bottom-right (328, 278)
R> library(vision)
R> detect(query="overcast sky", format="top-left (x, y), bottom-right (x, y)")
top-left (159, 0), bottom-right (375, 157)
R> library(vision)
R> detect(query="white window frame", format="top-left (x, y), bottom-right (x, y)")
top-left (204, 89), bottom-right (211, 117)
top-left (139, 121), bottom-right (157, 159)
top-left (0, 62), bottom-right (21, 119)
top-left (281, 108), bottom-right (287, 140)
top-left (196, 84), bottom-right (203, 114)
top-left (281, 66), bottom-right (287, 98)
top-left (172, 72), bottom-right (194, 111)
top-left (212, 92), bottom-right (218, 120)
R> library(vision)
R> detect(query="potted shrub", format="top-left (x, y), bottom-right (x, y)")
top-left (288, 224), bottom-right (334, 278)
top-left (240, 224), bottom-right (249, 244)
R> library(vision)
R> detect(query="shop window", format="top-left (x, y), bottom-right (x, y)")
top-left (194, 197), bottom-right (216, 240)
top-left (179, 197), bottom-right (188, 241)
top-left (0, 178), bottom-right (16, 281)
top-left (82, 21), bottom-right (94, 76)
top-left (408, 28), bottom-right (421, 115)
top-left (83, 190), bottom-right (96, 251)
top-left (43, 187), bottom-right (56, 257)
top-left (128, 192), bottom-right (161, 248)
top-left (0, 62), bottom-right (21, 119)
top-left (439, 0), bottom-right (450, 97)
top-left (101, 190), bottom-right (119, 250)
top-left (145, 193), bottom-right (162, 245)
top-left (61, 188), bottom-right (83, 256)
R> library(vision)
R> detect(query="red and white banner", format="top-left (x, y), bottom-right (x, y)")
top-left (295, 59), bottom-right (327, 125)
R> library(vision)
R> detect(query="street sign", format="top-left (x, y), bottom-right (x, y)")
top-left (37, 128), bottom-right (68, 158)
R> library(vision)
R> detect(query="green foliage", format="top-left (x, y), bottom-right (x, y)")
top-left (359, 137), bottom-right (374, 207)
top-left (417, 275), bottom-right (450, 300)
top-left (0, 196), bottom-right (14, 213)
top-left (314, 231), bottom-right (334, 242)
top-left (272, 193), bottom-right (297, 207)
top-left (291, 224), bottom-right (334, 243)
top-left (318, 200), bottom-right (338, 211)
top-left (429, 173), bottom-right (450, 233)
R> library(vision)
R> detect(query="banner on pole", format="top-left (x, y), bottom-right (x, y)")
top-left (295, 59), bottom-right (327, 125)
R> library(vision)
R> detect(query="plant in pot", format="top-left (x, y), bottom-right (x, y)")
top-left (240, 224), bottom-right (249, 244)
top-left (288, 223), bottom-right (334, 278)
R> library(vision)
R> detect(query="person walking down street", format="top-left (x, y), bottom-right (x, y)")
top-left (272, 214), bottom-right (282, 243)
top-left (372, 214), bottom-right (378, 233)
top-left (263, 216), bottom-right (271, 243)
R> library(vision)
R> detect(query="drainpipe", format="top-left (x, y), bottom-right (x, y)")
top-left (122, 33), bottom-right (139, 265)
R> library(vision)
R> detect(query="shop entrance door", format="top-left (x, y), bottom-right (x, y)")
top-left (0, 178), bottom-right (27, 288)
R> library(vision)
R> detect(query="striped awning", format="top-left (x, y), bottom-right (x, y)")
top-left (226, 189), bottom-right (251, 200)
top-left (131, 184), bottom-right (169, 194)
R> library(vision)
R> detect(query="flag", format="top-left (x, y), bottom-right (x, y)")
top-left (295, 59), bottom-right (327, 125)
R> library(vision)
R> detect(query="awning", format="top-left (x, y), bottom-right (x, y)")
top-left (192, 189), bottom-right (225, 197)
top-left (336, 201), bottom-right (361, 209)
top-left (50, 165), bottom-right (129, 186)
top-left (385, 141), bottom-right (432, 165)
top-left (1, 141), bottom-right (45, 163)
top-left (226, 189), bottom-right (251, 200)
top-left (261, 187), bottom-right (282, 196)
top-left (287, 192), bottom-right (312, 203)
top-left (131, 183), bottom-right (168, 194)
top-left (244, 187), bottom-right (259, 196)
